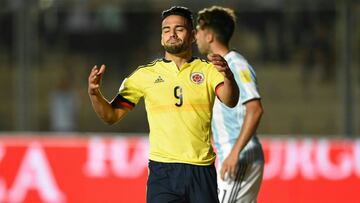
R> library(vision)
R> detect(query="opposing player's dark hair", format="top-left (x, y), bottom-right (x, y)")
top-left (196, 6), bottom-right (236, 44)
top-left (162, 6), bottom-right (194, 29)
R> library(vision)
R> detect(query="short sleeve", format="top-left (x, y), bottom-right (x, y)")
top-left (207, 64), bottom-right (224, 92)
top-left (232, 63), bottom-right (260, 104)
top-left (118, 70), bottom-right (144, 105)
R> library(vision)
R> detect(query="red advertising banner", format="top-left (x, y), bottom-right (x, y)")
top-left (260, 139), bottom-right (360, 203)
top-left (0, 134), bottom-right (359, 203)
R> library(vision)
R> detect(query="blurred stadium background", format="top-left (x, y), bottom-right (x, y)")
top-left (0, 0), bottom-right (358, 135)
top-left (0, 0), bottom-right (359, 202)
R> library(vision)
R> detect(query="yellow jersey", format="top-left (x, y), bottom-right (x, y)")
top-left (113, 58), bottom-right (224, 166)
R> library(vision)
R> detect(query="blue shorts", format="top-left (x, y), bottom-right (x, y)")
top-left (147, 160), bottom-right (219, 203)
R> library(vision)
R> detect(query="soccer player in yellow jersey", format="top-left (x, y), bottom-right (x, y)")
top-left (88, 6), bottom-right (239, 203)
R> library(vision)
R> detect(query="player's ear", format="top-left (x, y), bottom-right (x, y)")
top-left (206, 31), bottom-right (214, 43)
top-left (191, 29), bottom-right (196, 43)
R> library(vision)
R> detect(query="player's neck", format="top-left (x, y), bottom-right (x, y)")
top-left (211, 42), bottom-right (230, 57)
top-left (165, 51), bottom-right (192, 69)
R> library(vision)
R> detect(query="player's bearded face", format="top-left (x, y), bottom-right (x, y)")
top-left (161, 15), bottom-right (193, 55)
top-left (163, 37), bottom-right (190, 54)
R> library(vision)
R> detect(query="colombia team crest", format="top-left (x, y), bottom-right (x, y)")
top-left (190, 72), bottom-right (204, 84)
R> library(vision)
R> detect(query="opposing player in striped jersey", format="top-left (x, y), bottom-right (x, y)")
top-left (196, 6), bottom-right (264, 203)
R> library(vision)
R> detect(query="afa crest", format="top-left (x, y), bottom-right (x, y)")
top-left (190, 72), bottom-right (204, 84)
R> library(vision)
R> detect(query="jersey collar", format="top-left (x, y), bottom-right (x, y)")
top-left (162, 57), bottom-right (196, 63)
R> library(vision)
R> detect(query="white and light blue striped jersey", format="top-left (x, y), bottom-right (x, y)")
top-left (212, 51), bottom-right (264, 164)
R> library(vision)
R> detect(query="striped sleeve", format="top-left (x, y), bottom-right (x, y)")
top-left (229, 58), bottom-right (260, 104)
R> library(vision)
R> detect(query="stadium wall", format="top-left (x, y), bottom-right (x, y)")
top-left (0, 133), bottom-right (359, 203)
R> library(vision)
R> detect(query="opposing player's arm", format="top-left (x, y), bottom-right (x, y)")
top-left (208, 54), bottom-right (239, 107)
top-left (88, 65), bottom-right (130, 125)
top-left (220, 99), bottom-right (263, 180)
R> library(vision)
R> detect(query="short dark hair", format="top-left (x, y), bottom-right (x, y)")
top-left (196, 6), bottom-right (236, 44)
top-left (162, 6), bottom-right (194, 29)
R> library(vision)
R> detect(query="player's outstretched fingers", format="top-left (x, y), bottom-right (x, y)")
top-left (97, 64), bottom-right (106, 76)
top-left (88, 64), bottom-right (106, 95)
top-left (89, 65), bottom-right (97, 82)
top-left (207, 54), bottom-right (228, 71)
top-left (90, 65), bottom-right (98, 77)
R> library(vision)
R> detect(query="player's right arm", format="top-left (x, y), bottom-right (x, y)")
top-left (88, 64), bottom-right (129, 125)
top-left (208, 54), bottom-right (239, 108)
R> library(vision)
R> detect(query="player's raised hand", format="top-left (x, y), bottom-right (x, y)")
top-left (88, 64), bottom-right (106, 95)
top-left (207, 53), bottom-right (233, 78)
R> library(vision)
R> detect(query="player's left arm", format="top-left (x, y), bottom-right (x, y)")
top-left (208, 53), bottom-right (239, 107)
top-left (220, 99), bottom-right (263, 180)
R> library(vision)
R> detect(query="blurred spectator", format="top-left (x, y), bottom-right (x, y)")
top-left (49, 75), bottom-right (80, 132)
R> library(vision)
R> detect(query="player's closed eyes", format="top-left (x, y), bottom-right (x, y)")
top-left (163, 28), bottom-right (184, 33)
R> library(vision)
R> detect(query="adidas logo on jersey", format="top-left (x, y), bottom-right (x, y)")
top-left (154, 76), bottom-right (164, 83)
